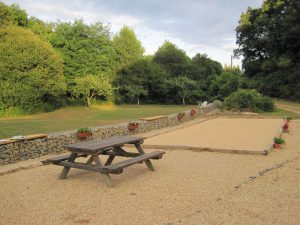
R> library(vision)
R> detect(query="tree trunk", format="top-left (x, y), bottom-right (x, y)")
top-left (182, 97), bottom-right (185, 105)
top-left (137, 96), bottom-right (140, 106)
top-left (87, 97), bottom-right (91, 108)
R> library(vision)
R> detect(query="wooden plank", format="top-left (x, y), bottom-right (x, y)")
top-left (104, 151), bottom-right (165, 173)
top-left (42, 153), bottom-right (88, 164)
top-left (25, 134), bottom-right (47, 140)
top-left (64, 136), bottom-right (146, 154)
top-left (140, 115), bottom-right (167, 121)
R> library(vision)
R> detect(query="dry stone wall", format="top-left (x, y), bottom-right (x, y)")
top-left (0, 104), bottom-right (216, 165)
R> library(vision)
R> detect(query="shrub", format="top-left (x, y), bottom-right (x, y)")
top-left (274, 137), bottom-right (285, 144)
top-left (223, 89), bottom-right (274, 112)
top-left (212, 100), bottom-right (222, 108)
top-left (0, 26), bottom-right (66, 114)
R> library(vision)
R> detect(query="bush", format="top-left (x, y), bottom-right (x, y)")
top-left (223, 89), bottom-right (274, 112)
top-left (212, 100), bottom-right (222, 108)
top-left (0, 26), bottom-right (66, 114)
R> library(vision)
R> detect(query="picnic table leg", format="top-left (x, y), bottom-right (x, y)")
top-left (86, 156), bottom-right (94, 165)
top-left (134, 143), bottom-right (155, 171)
top-left (59, 152), bottom-right (78, 179)
top-left (92, 155), bottom-right (115, 188)
top-left (104, 154), bottom-right (115, 166)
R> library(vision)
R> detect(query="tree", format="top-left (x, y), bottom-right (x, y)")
top-left (72, 74), bottom-right (112, 108)
top-left (167, 76), bottom-right (196, 105)
top-left (7, 3), bottom-right (28, 27)
top-left (0, 26), bottom-right (66, 114)
top-left (115, 58), bottom-right (170, 104)
top-left (0, 2), bottom-right (13, 27)
top-left (123, 85), bottom-right (148, 106)
top-left (210, 72), bottom-right (240, 100)
top-left (235, 0), bottom-right (300, 100)
top-left (153, 41), bottom-right (191, 77)
top-left (51, 20), bottom-right (116, 87)
top-left (113, 26), bottom-right (144, 70)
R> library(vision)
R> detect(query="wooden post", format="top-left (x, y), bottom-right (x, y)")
top-left (59, 152), bottom-right (78, 179)
top-left (92, 155), bottom-right (115, 188)
top-left (134, 143), bottom-right (155, 171)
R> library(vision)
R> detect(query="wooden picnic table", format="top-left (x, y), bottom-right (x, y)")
top-left (44, 136), bottom-right (165, 187)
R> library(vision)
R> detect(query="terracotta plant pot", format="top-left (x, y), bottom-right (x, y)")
top-left (128, 123), bottom-right (139, 131)
top-left (190, 109), bottom-right (197, 116)
top-left (273, 143), bottom-right (281, 149)
top-left (282, 122), bottom-right (289, 132)
top-left (76, 132), bottom-right (92, 139)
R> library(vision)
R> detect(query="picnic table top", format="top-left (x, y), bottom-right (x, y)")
top-left (64, 136), bottom-right (145, 154)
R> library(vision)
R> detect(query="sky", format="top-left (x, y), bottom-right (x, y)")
top-left (3, 0), bottom-right (263, 66)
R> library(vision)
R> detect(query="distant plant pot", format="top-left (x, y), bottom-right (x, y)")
top-left (76, 132), bottom-right (92, 139)
top-left (128, 122), bottom-right (139, 131)
top-left (190, 109), bottom-right (197, 116)
top-left (177, 113), bottom-right (185, 120)
top-left (282, 122), bottom-right (289, 132)
top-left (273, 143), bottom-right (281, 149)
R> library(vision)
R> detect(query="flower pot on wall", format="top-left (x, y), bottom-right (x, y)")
top-left (76, 132), bottom-right (92, 139)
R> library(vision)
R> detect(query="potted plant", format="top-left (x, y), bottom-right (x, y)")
top-left (190, 108), bottom-right (197, 116)
top-left (273, 137), bottom-right (285, 149)
top-left (76, 127), bottom-right (92, 139)
top-left (282, 121), bottom-right (289, 133)
top-left (177, 112), bottom-right (185, 120)
top-left (128, 122), bottom-right (139, 131)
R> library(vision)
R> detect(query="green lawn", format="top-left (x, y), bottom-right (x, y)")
top-left (0, 104), bottom-right (194, 138)
top-left (259, 108), bottom-right (300, 119)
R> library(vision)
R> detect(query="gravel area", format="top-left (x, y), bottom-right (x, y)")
top-left (0, 119), bottom-right (299, 225)
top-left (144, 118), bottom-right (283, 151)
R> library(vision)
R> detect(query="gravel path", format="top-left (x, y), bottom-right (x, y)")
top-left (0, 119), bottom-right (299, 225)
top-left (144, 118), bottom-right (283, 151)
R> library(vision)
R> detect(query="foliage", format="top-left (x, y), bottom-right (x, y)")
top-left (77, 127), bottom-right (92, 133)
top-left (153, 41), bottom-right (191, 77)
top-left (274, 137), bottom-right (285, 145)
top-left (51, 20), bottom-right (116, 87)
top-left (223, 64), bottom-right (241, 73)
top-left (166, 76), bottom-right (197, 105)
top-left (212, 100), bottom-right (222, 108)
top-left (210, 72), bottom-right (240, 101)
top-left (235, 0), bottom-right (300, 100)
top-left (113, 26), bottom-right (144, 70)
top-left (7, 3), bottom-right (28, 27)
top-left (0, 25), bottom-right (66, 114)
top-left (115, 59), bottom-right (170, 104)
top-left (72, 74), bottom-right (112, 108)
top-left (223, 89), bottom-right (274, 112)
top-left (0, 2), bottom-right (13, 26)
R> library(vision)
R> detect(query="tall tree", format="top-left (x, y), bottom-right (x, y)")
top-left (153, 41), bottom-right (191, 77)
top-left (113, 26), bottom-right (144, 70)
top-left (51, 20), bottom-right (116, 87)
top-left (235, 0), bottom-right (300, 100)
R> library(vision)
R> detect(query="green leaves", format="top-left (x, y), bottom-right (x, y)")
top-left (72, 74), bottom-right (112, 108)
top-left (0, 26), bottom-right (66, 114)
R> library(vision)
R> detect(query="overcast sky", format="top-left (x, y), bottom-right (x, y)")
top-left (3, 0), bottom-right (262, 66)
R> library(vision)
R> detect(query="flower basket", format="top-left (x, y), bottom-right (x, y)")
top-left (128, 122), bottom-right (139, 131)
top-left (190, 109), bottom-right (197, 116)
top-left (177, 112), bottom-right (185, 120)
top-left (76, 127), bottom-right (92, 139)
top-left (282, 122), bottom-right (289, 132)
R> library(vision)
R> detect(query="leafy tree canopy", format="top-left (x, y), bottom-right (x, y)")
top-left (113, 26), bottom-right (144, 70)
top-left (235, 0), bottom-right (300, 100)
top-left (153, 41), bottom-right (191, 77)
top-left (51, 20), bottom-right (116, 85)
